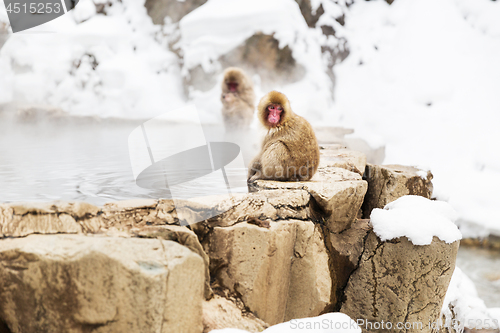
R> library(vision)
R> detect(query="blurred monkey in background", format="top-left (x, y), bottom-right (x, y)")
top-left (220, 67), bottom-right (256, 130)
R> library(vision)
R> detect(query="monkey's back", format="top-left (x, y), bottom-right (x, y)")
top-left (262, 114), bottom-right (319, 181)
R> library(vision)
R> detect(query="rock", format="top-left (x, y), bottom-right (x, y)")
top-left (324, 219), bottom-right (372, 308)
top-left (294, 0), bottom-right (325, 27)
top-left (145, 0), bottom-right (207, 24)
top-left (1, 201), bottom-right (212, 300)
top-left (460, 236), bottom-right (500, 251)
top-left (187, 33), bottom-right (306, 92)
top-left (101, 199), bottom-right (178, 228)
top-left (220, 33), bottom-right (306, 88)
top-left (319, 144), bottom-right (367, 175)
top-left (132, 225), bottom-right (213, 299)
top-left (0, 234), bottom-right (205, 333)
top-left (202, 295), bottom-right (268, 333)
top-left (0, 203), bottom-right (83, 237)
top-left (340, 232), bottom-right (459, 332)
top-left (205, 220), bottom-right (331, 325)
top-left (284, 221), bottom-right (332, 321)
top-left (362, 164), bottom-right (433, 219)
top-left (198, 190), bottom-right (311, 228)
top-left (252, 167), bottom-right (367, 233)
top-left (0, 199), bottom-right (181, 238)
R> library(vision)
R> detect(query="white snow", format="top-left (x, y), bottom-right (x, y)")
top-left (333, 0), bottom-right (500, 239)
top-left (179, 0), bottom-right (308, 73)
top-left (209, 312), bottom-right (361, 333)
top-left (0, 0), bottom-right (186, 120)
top-left (179, 0), bottom-right (336, 124)
top-left (441, 267), bottom-right (500, 332)
top-left (370, 195), bottom-right (462, 245)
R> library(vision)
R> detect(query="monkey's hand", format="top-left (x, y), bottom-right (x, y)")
top-left (247, 160), bottom-right (261, 183)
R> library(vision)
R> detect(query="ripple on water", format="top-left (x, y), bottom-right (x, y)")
top-left (0, 116), bottom-right (248, 206)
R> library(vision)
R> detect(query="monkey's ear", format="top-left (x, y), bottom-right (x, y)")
top-left (257, 91), bottom-right (292, 127)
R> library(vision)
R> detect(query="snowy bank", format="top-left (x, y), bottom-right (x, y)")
top-left (333, 0), bottom-right (500, 238)
top-left (442, 267), bottom-right (500, 331)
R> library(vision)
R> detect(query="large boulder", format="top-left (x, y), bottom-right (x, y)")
top-left (0, 234), bottom-right (205, 333)
top-left (341, 232), bottom-right (459, 333)
top-left (145, 0), bottom-right (207, 24)
top-left (202, 295), bottom-right (268, 333)
top-left (362, 164), bottom-right (433, 218)
top-left (251, 167), bottom-right (367, 233)
top-left (205, 220), bottom-right (331, 325)
top-left (0, 200), bottom-right (213, 300)
top-left (323, 218), bottom-right (372, 308)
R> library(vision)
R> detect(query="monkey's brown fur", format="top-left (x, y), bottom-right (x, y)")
top-left (221, 67), bottom-right (256, 129)
top-left (248, 91), bottom-right (320, 182)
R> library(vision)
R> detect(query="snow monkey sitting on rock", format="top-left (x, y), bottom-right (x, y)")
top-left (220, 67), bottom-right (256, 130)
top-left (247, 91), bottom-right (320, 182)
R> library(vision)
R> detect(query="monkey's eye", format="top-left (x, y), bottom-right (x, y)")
top-left (277, 106), bottom-right (283, 111)
top-left (269, 105), bottom-right (275, 110)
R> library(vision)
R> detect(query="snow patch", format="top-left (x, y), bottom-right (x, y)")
top-left (442, 267), bottom-right (499, 332)
top-left (209, 312), bottom-right (361, 333)
top-left (370, 195), bottom-right (462, 245)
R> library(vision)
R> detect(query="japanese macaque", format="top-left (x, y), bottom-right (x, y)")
top-left (220, 67), bottom-right (256, 130)
top-left (247, 91), bottom-right (320, 182)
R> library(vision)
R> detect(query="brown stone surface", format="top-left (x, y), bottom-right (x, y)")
top-left (0, 199), bottom-right (181, 238)
top-left (0, 234), bottom-right (205, 333)
top-left (132, 225), bottom-right (213, 299)
top-left (205, 220), bottom-right (331, 325)
top-left (295, 0), bottom-right (325, 27)
top-left (319, 144), bottom-right (367, 175)
top-left (0, 201), bottom-right (213, 299)
top-left (202, 190), bottom-right (312, 228)
top-left (252, 167), bottom-right (367, 233)
top-left (284, 221), bottom-right (332, 321)
top-left (362, 164), bottom-right (434, 219)
top-left (202, 295), bottom-right (268, 333)
top-left (341, 232), bottom-right (459, 333)
top-left (145, 0), bottom-right (207, 24)
top-left (221, 34), bottom-right (305, 87)
top-left (0, 203), bottom-right (83, 237)
top-left (324, 219), bottom-right (372, 309)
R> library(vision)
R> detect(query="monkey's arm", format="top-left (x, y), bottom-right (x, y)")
top-left (247, 156), bottom-right (262, 182)
top-left (249, 141), bottom-right (291, 182)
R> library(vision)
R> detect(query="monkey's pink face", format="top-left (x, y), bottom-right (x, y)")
top-left (227, 81), bottom-right (238, 92)
top-left (267, 104), bottom-right (283, 126)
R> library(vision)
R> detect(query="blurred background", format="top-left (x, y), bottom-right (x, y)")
top-left (0, 0), bottom-right (499, 319)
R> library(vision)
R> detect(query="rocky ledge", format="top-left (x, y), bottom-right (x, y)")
top-left (0, 144), bottom-right (459, 333)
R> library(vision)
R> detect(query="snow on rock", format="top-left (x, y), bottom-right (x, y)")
top-left (179, 0), bottom-right (336, 123)
top-left (209, 312), bottom-right (361, 333)
top-left (442, 267), bottom-right (500, 332)
top-left (334, 0), bottom-right (500, 238)
top-left (0, 0), bottom-right (186, 119)
top-left (179, 0), bottom-right (308, 73)
top-left (370, 195), bottom-right (462, 246)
